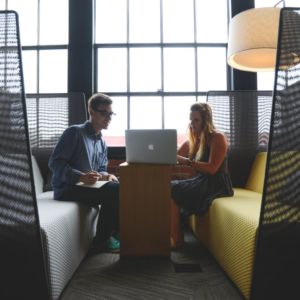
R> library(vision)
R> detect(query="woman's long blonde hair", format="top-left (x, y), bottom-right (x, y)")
top-left (188, 103), bottom-right (216, 161)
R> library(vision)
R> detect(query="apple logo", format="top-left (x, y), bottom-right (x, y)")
top-left (148, 144), bottom-right (154, 150)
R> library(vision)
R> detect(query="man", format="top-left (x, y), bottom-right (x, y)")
top-left (49, 93), bottom-right (120, 252)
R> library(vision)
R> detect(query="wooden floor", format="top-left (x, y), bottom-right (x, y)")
top-left (60, 230), bottom-right (244, 300)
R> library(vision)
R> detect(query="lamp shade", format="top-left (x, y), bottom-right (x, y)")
top-left (227, 7), bottom-right (280, 72)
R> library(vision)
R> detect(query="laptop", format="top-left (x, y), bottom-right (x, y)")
top-left (125, 129), bottom-right (177, 164)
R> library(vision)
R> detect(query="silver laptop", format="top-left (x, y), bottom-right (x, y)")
top-left (125, 129), bottom-right (177, 164)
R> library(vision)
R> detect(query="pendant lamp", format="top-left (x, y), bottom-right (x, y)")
top-left (227, 7), bottom-right (281, 72)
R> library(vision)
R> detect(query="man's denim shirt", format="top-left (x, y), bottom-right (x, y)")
top-left (49, 121), bottom-right (108, 199)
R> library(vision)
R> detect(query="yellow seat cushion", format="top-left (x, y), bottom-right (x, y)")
top-left (245, 152), bottom-right (267, 193)
top-left (190, 152), bottom-right (267, 299)
top-left (190, 189), bottom-right (262, 299)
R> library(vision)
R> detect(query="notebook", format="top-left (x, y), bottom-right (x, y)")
top-left (125, 129), bottom-right (177, 164)
top-left (76, 181), bottom-right (109, 189)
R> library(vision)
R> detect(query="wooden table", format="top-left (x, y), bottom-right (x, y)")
top-left (119, 162), bottom-right (171, 257)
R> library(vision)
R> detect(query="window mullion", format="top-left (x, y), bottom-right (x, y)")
top-left (127, 0), bottom-right (130, 129)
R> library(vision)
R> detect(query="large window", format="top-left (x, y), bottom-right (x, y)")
top-left (0, 0), bottom-right (235, 147)
top-left (0, 0), bottom-right (68, 93)
top-left (95, 0), bottom-right (229, 145)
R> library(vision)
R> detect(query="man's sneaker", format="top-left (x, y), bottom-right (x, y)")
top-left (113, 232), bottom-right (120, 241)
top-left (105, 236), bottom-right (120, 253)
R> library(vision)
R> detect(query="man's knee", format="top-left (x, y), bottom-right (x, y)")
top-left (105, 182), bottom-right (119, 200)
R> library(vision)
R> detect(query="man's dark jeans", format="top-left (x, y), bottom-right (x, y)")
top-left (61, 181), bottom-right (119, 243)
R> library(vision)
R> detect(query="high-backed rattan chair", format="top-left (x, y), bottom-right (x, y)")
top-left (251, 8), bottom-right (300, 299)
top-left (0, 11), bottom-right (49, 299)
top-left (207, 90), bottom-right (273, 187)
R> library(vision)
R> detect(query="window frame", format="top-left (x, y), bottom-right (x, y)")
top-left (94, 0), bottom-right (231, 136)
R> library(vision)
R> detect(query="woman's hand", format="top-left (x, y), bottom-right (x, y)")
top-left (177, 155), bottom-right (191, 165)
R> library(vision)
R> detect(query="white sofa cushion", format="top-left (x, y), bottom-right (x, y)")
top-left (37, 191), bottom-right (98, 300)
top-left (31, 155), bottom-right (44, 195)
top-left (32, 160), bottom-right (99, 300)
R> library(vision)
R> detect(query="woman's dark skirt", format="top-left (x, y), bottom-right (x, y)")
top-left (171, 172), bottom-right (233, 216)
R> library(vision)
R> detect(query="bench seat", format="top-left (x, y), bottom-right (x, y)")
top-left (190, 152), bottom-right (267, 299)
top-left (33, 157), bottom-right (98, 300)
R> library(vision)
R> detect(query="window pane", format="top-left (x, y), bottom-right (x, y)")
top-left (257, 72), bottom-right (275, 91)
top-left (130, 48), bottom-right (161, 92)
top-left (255, 0), bottom-right (273, 7)
top-left (104, 96), bottom-right (127, 146)
top-left (285, 0), bottom-right (300, 5)
top-left (198, 95), bottom-right (207, 102)
top-left (164, 96), bottom-right (196, 145)
top-left (196, 0), bottom-right (228, 43)
top-left (198, 47), bottom-right (227, 91)
top-left (8, 0), bottom-right (38, 46)
top-left (39, 50), bottom-right (67, 93)
top-left (164, 48), bottom-right (195, 92)
top-left (22, 50), bottom-right (37, 93)
top-left (40, 0), bottom-right (68, 45)
top-left (129, 0), bottom-right (160, 43)
top-left (255, 0), bottom-right (300, 7)
top-left (95, 0), bottom-right (127, 43)
top-left (163, 0), bottom-right (194, 42)
top-left (0, 0), bottom-right (6, 10)
top-left (130, 97), bottom-right (162, 129)
top-left (97, 48), bottom-right (127, 92)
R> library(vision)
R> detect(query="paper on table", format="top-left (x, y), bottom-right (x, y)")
top-left (76, 181), bottom-right (109, 189)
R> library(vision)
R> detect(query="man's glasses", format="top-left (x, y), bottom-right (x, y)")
top-left (93, 108), bottom-right (116, 118)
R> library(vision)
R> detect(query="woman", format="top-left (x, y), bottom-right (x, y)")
top-left (171, 102), bottom-right (233, 247)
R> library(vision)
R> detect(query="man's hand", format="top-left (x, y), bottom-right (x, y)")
top-left (99, 174), bottom-right (119, 182)
top-left (79, 171), bottom-right (102, 185)
top-left (107, 174), bottom-right (118, 182)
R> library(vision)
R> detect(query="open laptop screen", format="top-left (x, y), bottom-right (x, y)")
top-left (125, 129), bottom-right (177, 164)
